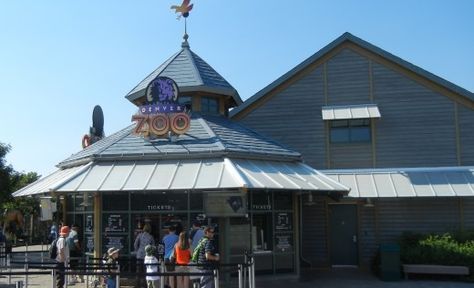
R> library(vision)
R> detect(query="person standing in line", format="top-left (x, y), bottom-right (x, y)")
top-left (173, 232), bottom-right (192, 288)
top-left (189, 221), bottom-right (204, 250)
top-left (49, 223), bottom-right (58, 244)
top-left (163, 225), bottom-right (179, 288)
top-left (106, 247), bottom-right (120, 288)
top-left (67, 224), bottom-right (84, 284)
top-left (55, 226), bottom-right (70, 288)
top-left (197, 227), bottom-right (219, 288)
top-left (144, 245), bottom-right (160, 288)
top-left (134, 223), bottom-right (155, 288)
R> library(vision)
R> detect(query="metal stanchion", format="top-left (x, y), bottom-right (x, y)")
top-left (15, 280), bottom-right (24, 288)
top-left (238, 264), bottom-right (243, 288)
top-left (160, 260), bottom-right (165, 288)
top-left (52, 268), bottom-right (57, 288)
top-left (116, 263), bottom-right (120, 288)
top-left (85, 256), bottom-right (89, 288)
top-left (8, 254), bottom-right (12, 285)
top-left (214, 269), bottom-right (220, 288)
top-left (24, 262), bottom-right (29, 288)
top-left (251, 257), bottom-right (255, 288)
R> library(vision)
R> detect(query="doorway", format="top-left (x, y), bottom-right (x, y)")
top-left (329, 204), bottom-right (358, 266)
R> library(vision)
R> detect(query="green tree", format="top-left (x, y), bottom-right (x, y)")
top-left (0, 142), bottom-right (41, 214)
top-left (0, 142), bottom-right (14, 204)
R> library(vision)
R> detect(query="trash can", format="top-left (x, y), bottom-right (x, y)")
top-left (379, 243), bottom-right (401, 281)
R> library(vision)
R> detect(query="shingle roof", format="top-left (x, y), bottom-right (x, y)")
top-left (126, 42), bottom-right (242, 105)
top-left (58, 114), bottom-right (300, 168)
top-left (230, 32), bottom-right (474, 118)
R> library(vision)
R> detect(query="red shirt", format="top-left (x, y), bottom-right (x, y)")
top-left (174, 245), bottom-right (191, 264)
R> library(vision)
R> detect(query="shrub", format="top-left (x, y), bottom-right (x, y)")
top-left (400, 231), bottom-right (474, 273)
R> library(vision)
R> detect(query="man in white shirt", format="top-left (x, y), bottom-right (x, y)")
top-left (56, 226), bottom-right (70, 288)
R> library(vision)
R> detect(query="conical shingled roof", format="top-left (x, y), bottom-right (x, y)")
top-left (126, 41), bottom-right (242, 106)
top-left (57, 114), bottom-right (300, 168)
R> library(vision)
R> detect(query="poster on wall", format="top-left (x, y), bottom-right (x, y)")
top-left (103, 235), bottom-right (128, 254)
top-left (274, 212), bottom-right (292, 231)
top-left (85, 235), bottom-right (94, 253)
top-left (204, 193), bottom-right (247, 217)
top-left (103, 214), bottom-right (127, 233)
top-left (85, 215), bottom-right (93, 233)
top-left (275, 234), bottom-right (293, 252)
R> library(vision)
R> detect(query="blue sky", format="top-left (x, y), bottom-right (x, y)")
top-left (1, 0), bottom-right (473, 177)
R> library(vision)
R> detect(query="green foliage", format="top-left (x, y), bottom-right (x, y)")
top-left (400, 231), bottom-right (474, 271)
top-left (0, 141), bottom-right (41, 217)
top-left (0, 142), bottom-right (14, 203)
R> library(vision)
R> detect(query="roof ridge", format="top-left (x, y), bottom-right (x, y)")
top-left (184, 47), bottom-right (204, 86)
top-left (230, 32), bottom-right (474, 118)
top-left (58, 125), bottom-right (134, 167)
top-left (125, 49), bottom-right (184, 97)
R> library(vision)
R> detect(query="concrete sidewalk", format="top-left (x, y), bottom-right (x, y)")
top-left (1, 245), bottom-right (473, 287)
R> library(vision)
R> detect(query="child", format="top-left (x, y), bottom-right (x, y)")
top-left (144, 244), bottom-right (160, 288)
top-left (106, 247), bottom-right (120, 288)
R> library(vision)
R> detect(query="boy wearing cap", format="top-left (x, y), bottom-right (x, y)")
top-left (55, 226), bottom-right (70, 288)
top-left (106, 247), bottom-right (120, 288)
top-left (144, 245), bottom-right (160, 288)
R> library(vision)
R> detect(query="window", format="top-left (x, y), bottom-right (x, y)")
top-left (200, 96), bottom-right (219, 115)
top-left (178, 96), bottom-right (192, 111)
top-left (330, 119), bottom-right (371, 143)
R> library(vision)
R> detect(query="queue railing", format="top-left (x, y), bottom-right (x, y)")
top-left (1, 250), bottom-right (256, 288)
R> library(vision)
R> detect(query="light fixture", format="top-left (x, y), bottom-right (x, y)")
top-left (364, 198), bottom-right (375, 208)
top-left (79, 192), bottom-right (91, 207)
top-left (304, 192), bottom-right (316, 206)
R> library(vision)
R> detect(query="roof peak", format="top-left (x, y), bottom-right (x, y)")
top-left (182, 33), bottom-right (190, 49)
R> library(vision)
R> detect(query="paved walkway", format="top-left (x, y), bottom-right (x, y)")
top-left (1, 245), bottom-right (472, 287)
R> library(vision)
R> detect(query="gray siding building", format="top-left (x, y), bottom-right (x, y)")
top-left (231, 33), bottom-right (474, 269)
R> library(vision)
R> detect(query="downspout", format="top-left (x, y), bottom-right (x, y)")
top-left (299, 194), bottom-right (312, 269)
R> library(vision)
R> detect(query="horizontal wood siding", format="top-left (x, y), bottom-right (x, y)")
top-left (239, 67), bottom-right (327, 169)
top-left (376, 198), bottom-right (461, 243)
top-left (458, 105), bottom-right (474, 165)
top-left (359, 205), bottom-right (377, 267)
top-left (327, 48), bottom-right (370, 104)
top-left (463, 198), bottom-right (474, 230)
top-left (372, 63), bottom-right (458, 167)
top-left (301, 197), bottom-right (329, 267)
top-left (330, 143), bottom-right (372, 168)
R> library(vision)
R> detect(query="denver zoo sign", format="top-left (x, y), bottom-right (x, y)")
top-left (132, 77), bottom-right (191, 138)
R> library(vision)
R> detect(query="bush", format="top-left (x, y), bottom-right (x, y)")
top-left (400, 231), bottom-right (474, 273)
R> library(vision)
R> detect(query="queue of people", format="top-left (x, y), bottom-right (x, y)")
top-left (132, 221), bottom-right (219, 288)
top-left (50, 220), bottom-right (219, 288)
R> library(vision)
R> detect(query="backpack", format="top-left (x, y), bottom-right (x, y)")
top-left (191, 237), bottom-right (208, 263)
top-left (49, 238), bottom-right (58, 259)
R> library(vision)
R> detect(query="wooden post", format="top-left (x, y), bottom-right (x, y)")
top-left (93, 193), bottom-right (102, 259)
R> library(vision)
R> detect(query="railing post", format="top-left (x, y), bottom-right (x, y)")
top-left (24, 262), bottom-right (29, 288)
top-left (160, 259), bottom-right (165, 288)
top-left (251, 257), bottom-right (255, 288)
top-left (238, 264), bottom-right (243, 288)
top-left (8, 253), bottom-right (12, 285)
top-left (85, 256), bottom-right (89, 288)
top-left (52, 268), bottom-right (57, 288)
top-left (214, 268), bottom-right (219, 288)
top-left (116, 263), bottom-right (120, 288)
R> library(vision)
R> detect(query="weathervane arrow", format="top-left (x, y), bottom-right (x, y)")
top-left (171, 0), bottom-right (193, 19)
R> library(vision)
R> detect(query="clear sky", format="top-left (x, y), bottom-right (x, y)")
top-left (1, 0), bottom-right (473, 177)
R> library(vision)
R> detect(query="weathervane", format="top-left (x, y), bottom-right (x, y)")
top-left (171, 0), bottom-right (194, 43)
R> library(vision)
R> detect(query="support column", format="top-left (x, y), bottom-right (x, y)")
top-left (61, 196), bottom-right (67, 225)
top-left (294, 193), bottom-right (300, 276)
top-left (93, 193), bottom-right (102, 259)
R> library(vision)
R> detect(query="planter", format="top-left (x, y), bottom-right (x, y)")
top-left (403, 264), bottom-right (469, 279)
